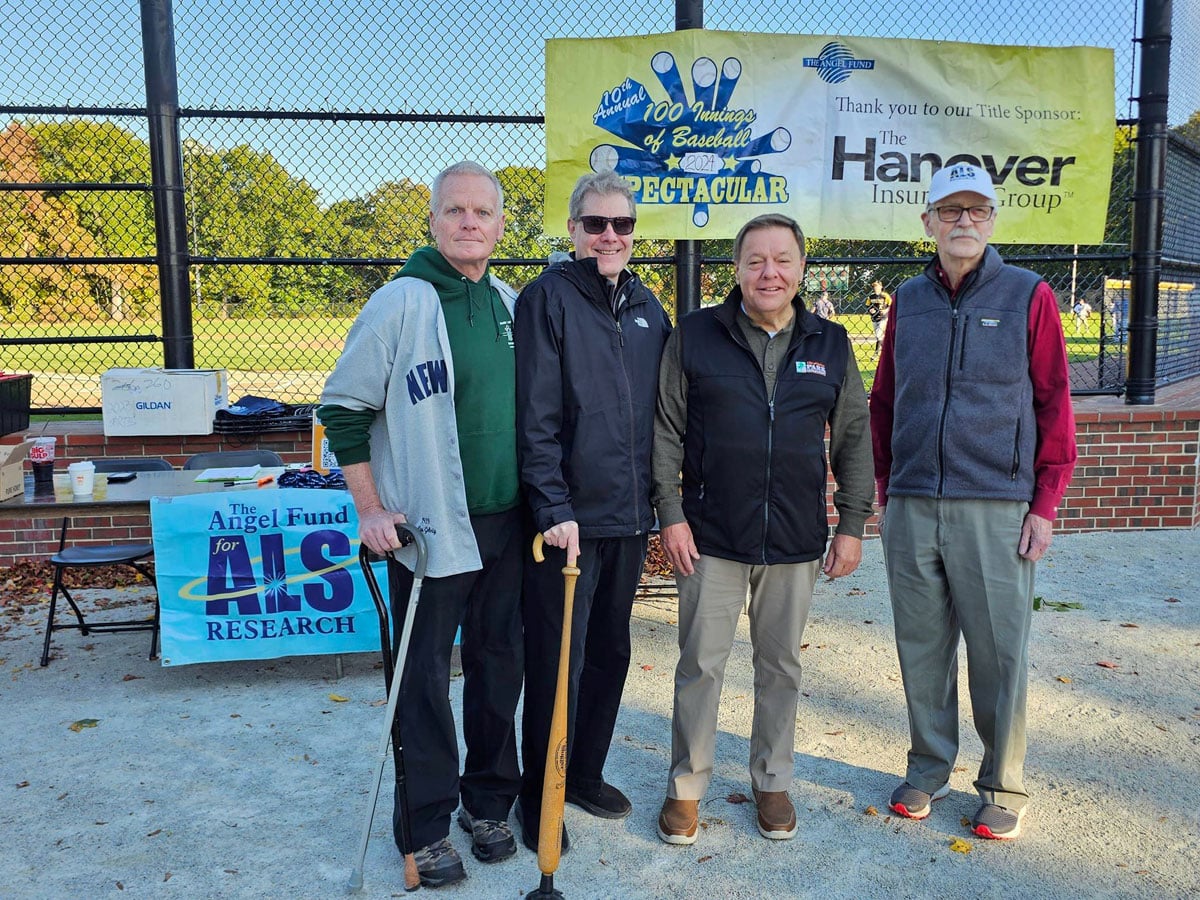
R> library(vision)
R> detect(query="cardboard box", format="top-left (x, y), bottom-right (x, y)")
top-left (101, 368), bottom-right (229, 436)
top-left (311, 409), bottom-right (338, 473)
top-left (0, 440), bottom-right (34, 501)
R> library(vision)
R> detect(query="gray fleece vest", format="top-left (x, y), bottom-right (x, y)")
top-left (888, 247), bottom-right (1042, 503)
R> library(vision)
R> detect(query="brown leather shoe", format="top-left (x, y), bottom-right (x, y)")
top-left (753, 789), bottom-right (797, 840)
top-left (657, 797), bottom-right (699, 845)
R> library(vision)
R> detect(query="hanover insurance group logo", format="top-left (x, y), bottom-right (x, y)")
top-left (802, 42), bottom-right (876, 84)
top-left (587, 51), bottom-right (792, 227)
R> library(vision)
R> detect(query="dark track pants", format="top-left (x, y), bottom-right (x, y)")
top-left (387, 507), bottom-right (524, 850)
top-left (519, 533), bottom-right (647, 823)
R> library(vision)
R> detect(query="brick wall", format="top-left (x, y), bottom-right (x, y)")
top-left (3, 402), bottom-right (1198, 568)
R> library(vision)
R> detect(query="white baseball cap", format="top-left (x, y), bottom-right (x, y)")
top-left (928, 163), bottom-right (998, 204)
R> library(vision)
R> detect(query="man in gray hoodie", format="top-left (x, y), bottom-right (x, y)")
top-left (319, 161), bottom-right (522, 888)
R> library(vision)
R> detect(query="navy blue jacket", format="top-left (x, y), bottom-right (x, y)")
top-left (514, 257), bottom-right (672, 538)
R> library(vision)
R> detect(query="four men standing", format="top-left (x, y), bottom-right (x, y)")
top-left (325, 159), bottom-right (1076, 885)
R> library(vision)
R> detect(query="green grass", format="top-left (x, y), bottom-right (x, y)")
top-left (2, 317), bottom-right (357, 374)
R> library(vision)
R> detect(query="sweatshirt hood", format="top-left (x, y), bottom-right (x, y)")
top-left (396, 246), bottom-right (487, 295)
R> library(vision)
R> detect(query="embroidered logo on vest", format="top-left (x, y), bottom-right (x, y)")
top-left (796, 360), bottom-right (827, 376)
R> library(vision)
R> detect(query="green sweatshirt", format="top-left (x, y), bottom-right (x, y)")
top-left (319, 246), bottom-right (519, 515)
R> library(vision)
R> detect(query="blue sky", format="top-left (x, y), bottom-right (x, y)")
top-left (4, 0), bottom-right (1198, 203)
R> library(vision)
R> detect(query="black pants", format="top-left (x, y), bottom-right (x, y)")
top-left (387, 507), bottom-right (524, 850)
top-left (519, 534), bottom-right (647, 823)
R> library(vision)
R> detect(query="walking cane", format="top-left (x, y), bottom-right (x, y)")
top-left (348, 523), bottom-right (427, 893)
top-left (528, 532), bottom-right (580, 900)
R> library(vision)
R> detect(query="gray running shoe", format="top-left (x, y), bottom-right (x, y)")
top-left (889, 781), bottom-right (950, 820)
top-left (971, 803), bottom-right (1026, 840)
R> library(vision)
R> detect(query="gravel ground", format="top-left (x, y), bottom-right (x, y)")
top-left (1, 530), bottom-right (1197, 900)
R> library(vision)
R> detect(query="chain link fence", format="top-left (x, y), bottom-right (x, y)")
top-left (2, 0), bottom-right (1197, 410)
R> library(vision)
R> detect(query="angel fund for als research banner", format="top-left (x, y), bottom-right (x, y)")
top-left (544, 31), bottom-right (1115, 242)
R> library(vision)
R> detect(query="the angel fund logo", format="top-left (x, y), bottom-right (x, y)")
top-left (194, 502), bottom-right (358, 641)
top-left (589, 51), bottom-right (791, 227)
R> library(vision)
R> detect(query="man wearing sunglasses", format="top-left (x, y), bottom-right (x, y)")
top-left (514, 171), bottom-right (671, 853)
top-left (870, 163), bottom-right (1077, 841)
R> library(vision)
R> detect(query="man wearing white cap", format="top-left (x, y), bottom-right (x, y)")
top-left (869, 163), bottom-right (1077, 841)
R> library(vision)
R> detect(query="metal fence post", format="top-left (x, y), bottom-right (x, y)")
top-left (141, 0), bottom-right (194, 369)
top-left (1126, 0), bottom-right (1172, 404)
top-left (673, 0), bottom-right (704, 321)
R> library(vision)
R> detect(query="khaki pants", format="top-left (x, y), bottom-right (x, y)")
top-left (667, 554), bottom-right (820, 800)
top-left (882, 496), bottom-right (1035, 811)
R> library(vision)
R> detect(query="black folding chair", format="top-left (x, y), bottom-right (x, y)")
top-left (40, 457), bottom-right (173, 666)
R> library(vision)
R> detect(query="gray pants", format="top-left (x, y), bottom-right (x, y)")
top-left (667, 554), bottom-right (820, 800)
top-left (882, 496), bottom-right (1035, 811)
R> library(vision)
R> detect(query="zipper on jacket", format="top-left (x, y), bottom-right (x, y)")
top-left (959, 314), bottom-right (969, 369)
top-left (615, 301), bottom-right (640, 531)
top-left (935, 307), bottom-right (959, 497)
top-left (762, 395), bottom-right (776, 564)
top-left (1010, 418), bottom-right (1021, 480)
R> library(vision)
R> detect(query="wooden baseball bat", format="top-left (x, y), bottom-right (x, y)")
top-left (532, 532), bottom-right (580, 881)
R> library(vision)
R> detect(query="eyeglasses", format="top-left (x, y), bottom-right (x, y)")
top-left (932, 205), bottom-right (995, 223)
top-left (578, 215), bottom-right (636, 235)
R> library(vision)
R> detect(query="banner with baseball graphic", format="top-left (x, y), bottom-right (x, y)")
top-left (545, 31), bottom-right (1115, 242)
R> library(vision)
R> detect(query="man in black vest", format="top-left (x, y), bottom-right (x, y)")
top-left (870, 163), bottom-right (1077, 841)
top-left (651, 213), bottom-right (874, 846)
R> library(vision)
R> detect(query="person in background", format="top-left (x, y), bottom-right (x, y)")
top-left (652, 213), bottom-right (873, 846)
top-left (866, 279), bottom-right (892, 355)
top-left (813, 290), bottom-right (835, 320)
top-left (319, 161), bottom-right (524, 887)
top-left (870, 162), bottom-right (1077, 841)
top-left (514, 171), bottom-right (671, 853)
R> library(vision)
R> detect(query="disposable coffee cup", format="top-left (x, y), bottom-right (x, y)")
top-left (30, 436), bottom-right (56, 486)
top-left (69, 461), bottom-right (95, 496)
top-left (52, 473), bottom-right (74, 500)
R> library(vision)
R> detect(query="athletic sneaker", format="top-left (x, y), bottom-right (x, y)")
top-left (889, 781), bottom-right (951, 820)
top-left (411, 837), bottom-right (466, 888)
top-left (972, 803), bottom-right (1026, 840)
top-left (456, 806), bottom-right (517, 863)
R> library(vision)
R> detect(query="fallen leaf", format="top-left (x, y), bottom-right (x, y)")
top-left (163, 873), bottom-right (172, 882)
top-left (328, 693), bottom-right (349, 703)
top-left (68, 719), bottom-right (100, 732)
top-left (949, 838), bottom-right (973, 854)
top-left (1165, 597), bottom-right (1180, 603)
top-left (1056, 676), bottom-right (1072, 683)
top-left (824, 730), bottom-right (844, 736)
top-left (16, 781), bottom-right (28, 788)
top-left (1096, 661), bottom-right (1119, 669)
top-left (370, 699), bottom-right (386, 707)
top-left (800, 643), bottom-right (810, 650)
top-left (726, 792), bottom-right (751, 805)
top-left (864, 806), bottom-right (879, 816)
top-left (847, 588), bottom-right (865, 596)
top-left (1119, 623), bottom-right (1139, 628)
top-left (147, 829), bottom-right (162, 837)
top-left (697, 855), bottom-right (713, 863)
top-left (121, 674), bottom-right (142, 682)
top-left (863, 620), bottom-right (874, 624)
top-left (230, 714), bottom-right (241, 719)
top-left (224, 869), bottom-right (238, 874)
top-left (599, 857), bottom-right (609, 866)
top-left (640, 664), bottom-right (654, 671)
top-left (1155, 724), bottom-right (1168, 732)
top-left (116, 882), bottom-right (124, 891)
top-left (960, 816), bottom-right (972, 827)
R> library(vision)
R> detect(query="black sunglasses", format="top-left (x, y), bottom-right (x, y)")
top-left (578, 215), bottom-right (636, 235)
